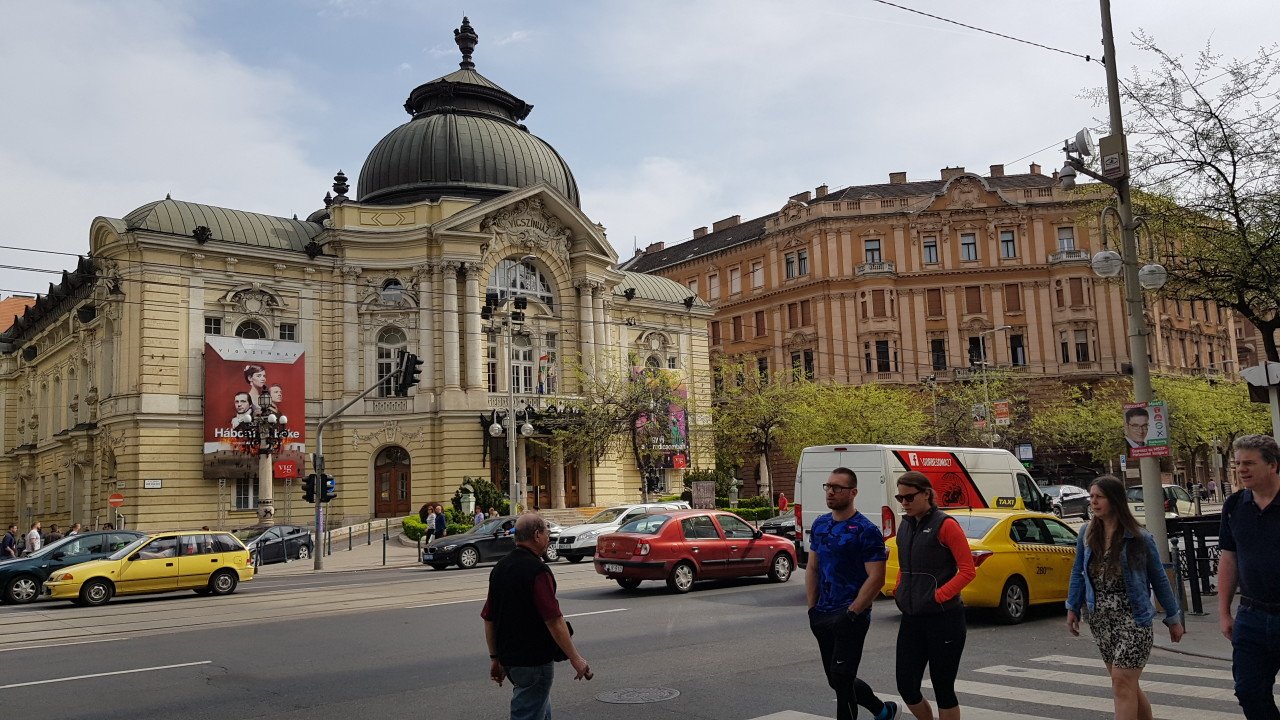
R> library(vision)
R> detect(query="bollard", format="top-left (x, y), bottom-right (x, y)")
top-left (367, 521), bottom-right (372, 545)
top-left (348, 528), bottom-right (352, 551)
top-left (383, 531), bottom-right (387, 566)
top-left (1180, 524), bottom-right (1205, 614)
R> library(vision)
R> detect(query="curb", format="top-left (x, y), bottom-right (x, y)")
top-left (1153, 641), bottom-right (1231, 663)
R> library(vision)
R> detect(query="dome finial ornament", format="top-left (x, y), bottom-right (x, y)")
top-left (454, 16), bottom-right (478, 70)
top-left (332, 170), bottom-right (349, 198)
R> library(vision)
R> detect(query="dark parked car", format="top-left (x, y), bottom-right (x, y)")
top-left (0, 530), bottom-right (143, 604)
top-left (422, 515), bottom-right (559, 570)
top-left (235, 524), bottom-right (313, 565)
top-left (1041, 484), bottom-right (1091, 519)
top-left (760, 512), bottom-right (797, 541)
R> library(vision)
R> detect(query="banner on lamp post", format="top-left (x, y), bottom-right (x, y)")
top-left (1124, 400), bottom-right (1170, 459)
top-left (992, 400), bottom-right (1012, 426)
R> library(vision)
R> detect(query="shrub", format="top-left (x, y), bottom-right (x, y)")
top-left (739, 495), bottom-right (770, 509)
top-left (402, 516), bottom-right (429, 541)
top-left (451, 476), bottom-right (508, 517)
top-left (445, 523), bottom-right (470, 536)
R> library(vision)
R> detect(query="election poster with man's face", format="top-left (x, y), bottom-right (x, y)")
top-left (203, 337), bottom-right (306, 481)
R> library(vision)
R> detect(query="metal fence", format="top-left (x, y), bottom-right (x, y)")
top-left (1167, 513), bottom-right (1221, 615)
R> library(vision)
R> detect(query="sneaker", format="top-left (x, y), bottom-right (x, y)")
top-left (878, 701), bottom-right (899, 720)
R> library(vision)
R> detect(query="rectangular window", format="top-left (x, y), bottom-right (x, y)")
top-left (204, 317), bottom-right (222, 335)
top-left (960, 233), bottom-right (978, 261)
top-left (377, 344), bottom-right (398, 397)
top-left (687, 278), bottom-right (699, 297)
top-left (865, 239), bottom-right (882, 263)
top-left (803, 349), bottom-right (815, 379)
top-left (1000, 230), bottom-right (1017, 259)
top-left (1060, 331), bottom-right (1070, 364)
top-left (1069, 277), bottom-right (1085, 306)
top-left (754, 310), bottom-right (766, 337)
top-left (788, 303), bottom-right (800, 329)
top-left (1010, 334), bottom-right (1026, 366)
top-left (1056, 284), bottom-right (1065, 308)
top-left (235, 478), bottom-right (256, 511)
top-left (863, 343), bottom-right (873, 373)
top-left (487, 343), bottom-right (498, 393)
top-left (872, 289), bottom-right (887, 317)
top-left (1075, 329), bottom-right (1090, 362)
top-left (1190, 301), bottom-right (1198, 320)
top-left (751, 261), bottom-right (764, 289)
top-left (964, 286), bottom-right (982, 314)
top-left (708, 273), bottom-right (720, 300)
top-left (968, 336), bottom-right (987, 366)
top-left (729, 267), bottom-right (741, 295)
top-left (875, 340), bottom-right (891, 372)
top-left (710, 321), bottom-right (721, 345)
top-left (923, 237), bottom-right (939, 264)
top-left (797, 250), bottom-right (809, 276)
top-left (279, 323), bottom-right (297, 341)
top-left (1057, 227), bottom-right (1076, 251)
top-left (792, 351), bottom-right (804, 379)
top-left (732, 316), bottom-right (743, 342)
top-left (668, 356), bottom-right (678, 369)
top-left (931, 338), bottom-right (947, 371)
top-left (926, 288), bottom-right (943, 317)
top-left (800, 299), bottom-right (812, 326)
top-left (757, 356), bottom-right (769, 382)
top-left (1004, 283), bottom-right (1022, 313)
top-left (785, 254), bottom-right (796, 279)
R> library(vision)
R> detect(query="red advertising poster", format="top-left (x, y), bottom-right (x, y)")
top-left (892, 450), bottom-right (988, 508)
top-left (203, 338), bottom-right (306, 481)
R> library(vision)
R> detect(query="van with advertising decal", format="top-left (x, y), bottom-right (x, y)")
top-left (792, 444), bottom-right (1050, 562)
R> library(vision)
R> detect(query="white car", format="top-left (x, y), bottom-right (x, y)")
top-left (556, 502), bottom-right (688, 563)
top-left (1127, 484), bottom-right (1197, 525)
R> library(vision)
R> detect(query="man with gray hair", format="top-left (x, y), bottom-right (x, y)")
top-left (1220, 433), bottom-right (1280, 719)
top-left (482, 512), bottom-right (591, 719)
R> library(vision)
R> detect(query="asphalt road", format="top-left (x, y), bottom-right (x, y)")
top-left (0, 560), bottom-right (1239, 720)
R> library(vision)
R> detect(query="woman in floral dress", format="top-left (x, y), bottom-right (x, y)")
top-left (1066, 475), bottom-right (1185, 719)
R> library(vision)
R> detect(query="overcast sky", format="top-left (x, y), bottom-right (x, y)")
top-left (0, 0), bottom-right (1275, 298)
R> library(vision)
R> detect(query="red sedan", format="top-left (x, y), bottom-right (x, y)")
top-left (594, 509), bottom-right (797, 593)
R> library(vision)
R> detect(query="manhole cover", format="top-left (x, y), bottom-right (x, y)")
top-left (595, 687), bottom-right (681, 704)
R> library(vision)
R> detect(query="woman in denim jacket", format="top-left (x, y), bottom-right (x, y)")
top-left (1066, 475), bottom-right (1185, 720)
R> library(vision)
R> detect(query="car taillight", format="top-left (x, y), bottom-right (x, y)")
top-left (971, 550), bottom-right (993, 567)
top-left (636, 543), bottom-right (650, 556)
top-left (1164, 498), bottom-right (1173, 512)
top-left (794, 504), bottom-right (803, 543)
top-left (882, 506), bottom-right (896, 538)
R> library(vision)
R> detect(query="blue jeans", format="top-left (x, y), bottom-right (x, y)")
top-left (1234, 605), bottom-right (1280, 720)
top-left (507, 663), bottom-right (554, 720)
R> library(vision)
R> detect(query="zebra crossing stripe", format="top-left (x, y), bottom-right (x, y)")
top-left (746, 708), bottom-right (1061, 720)
top-left (934, 679), bottom-right (1240, 720)
top-left (976, 664), bottom-right (1236, 701)
top-left (1032, 654), bottom-right (1235, 681)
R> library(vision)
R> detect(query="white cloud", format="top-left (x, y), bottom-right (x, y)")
top-left (494, 30), bottom-right (531, 46)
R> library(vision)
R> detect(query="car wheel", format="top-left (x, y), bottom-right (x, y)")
top-left (543, 544), bottom-right (559, 562)
top-left (616, 578), bottom-right (642, 590)
top-left (997, 576), bottom-right (1029, 624)
top-left (296, 544), bottom-right (311, 560)
top-left (458, 546), bottom-right (479, 569)
top-left (1051, 504), bottom-right (1063, 518)
top-left (565, 554), bottom-right (584, 564)
top-left (1082, 505), bottom-right (1092, 521)
top-left (4, 574), bottom-right (41, 604)
top-left (429, 563), bottom-right (450, 571)
top-left (666, 562), bottom-right (696, 593)
top-left (80, 579), bottom-right (113, 607)
top-left (209, 570), bottom-right (239, 596)
top-left (768, 553), bottom-right (794, 583)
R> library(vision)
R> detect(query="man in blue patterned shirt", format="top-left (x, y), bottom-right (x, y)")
top-left (805, 467), bottom-right (898, 720)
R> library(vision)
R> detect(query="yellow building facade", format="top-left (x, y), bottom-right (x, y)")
top-left (0, 19), bottom-right (712, 532)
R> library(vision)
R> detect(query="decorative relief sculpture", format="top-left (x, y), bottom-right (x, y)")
top-left (481, 198), bottom-right (573, 260)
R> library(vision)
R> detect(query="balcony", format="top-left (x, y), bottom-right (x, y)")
top-left (1048, 249), bottom-right (1090, 264)
top-left (364, 396), bottom-right (422, 414)
top-left (855, 261), bottom-right (897, 277)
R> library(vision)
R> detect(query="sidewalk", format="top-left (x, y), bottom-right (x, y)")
top-left (1154, 594), bottom-right (1233, 663)
top-left (257, 527), bottom-right (422, 576)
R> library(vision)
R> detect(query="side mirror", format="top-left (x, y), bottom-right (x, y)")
top-left (753, 529), bottom-right (763, 540)
top-left (129, 553), bottom-right (140, 562)
top-left (51, 552), bottom-right (65, 560)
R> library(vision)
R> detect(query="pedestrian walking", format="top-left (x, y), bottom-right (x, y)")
top-left (474, 508), bottom-right (486, 526)
top-left (482, 512), bottom-right (591, 719)
top-left (1219, 434), bottom-right (1280, 719)
top-left (1, 524), bottom-right (17, 558)
top-left (489, 507), bottom-right (499, 519)
top-left (25, 521), bottom-right (43, 556)
top-left (435, 504), bottom-right (447, 539)
top-left (424, 507), bottom-right (438, 545)
top-left (45, 524), bottom-right (64, 543)
top-left (66, 523), bottom-right (81, 536)
top-left (806, 467), bottom-right (899, 720)
top-left (1067, 475), bottom-right (1184, 720)
top-left (893, 471), bottom-right (976, 720)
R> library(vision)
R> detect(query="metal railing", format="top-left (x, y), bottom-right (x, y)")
top-left (1167, 513), bottom-right (1221, 615)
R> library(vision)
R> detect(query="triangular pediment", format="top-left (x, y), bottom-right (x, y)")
top-left (432, 183), bottom-right (617, 264)
top-left (924, 174), bottom-right (1017, 212)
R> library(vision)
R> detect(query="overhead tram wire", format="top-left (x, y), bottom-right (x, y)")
top-left (869, 0), bottom-right (1094, 63)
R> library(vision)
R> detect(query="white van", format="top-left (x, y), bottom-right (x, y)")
top-left (794, 444), bottom-right (1050, 559)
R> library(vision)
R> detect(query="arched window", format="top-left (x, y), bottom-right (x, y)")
top-left (377, 327), bottom-right (408, 397)
top-left (236, 321), bottom-right (268, 339)
top-left (487, 259), bottom-right (554, 308)
top-left (381, 279), bottom-right (405, 304)
top-left (645, 355), bottom-right (662, 369)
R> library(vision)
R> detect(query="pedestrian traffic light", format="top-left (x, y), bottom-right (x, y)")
top-left (320, 474), bottom-right (337, 503)
top-left (302, 474), bottom-right (317, 503)
top-left (511, 295), bottom-right (527, 323)
top-left (395, 350), bottom-right (424, 396)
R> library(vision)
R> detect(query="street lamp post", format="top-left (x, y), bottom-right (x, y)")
top-left (237, 403), bottom-right (288, 525)
top-left (976, 325), bottom-right (1011, 448)
top-left (485, 280), bottom-right (535, 514)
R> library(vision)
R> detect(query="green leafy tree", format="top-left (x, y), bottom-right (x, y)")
top-left (451, 476), bottom-right (508, 517)
top-left (710, 359), bottom-right (791, 494)
top-left (1153, 376), bottom-right (1271, 480)
top-left (1026, 380), bottom-right (1131, 466)
top-left (776, 383), bottom-right (928, 461)
top-left (926, 367), bottom-right (1029, 448)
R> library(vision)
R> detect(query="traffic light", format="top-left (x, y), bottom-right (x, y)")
top-left (302, 474), bottom-right (317, 503)
top-left (395, 350), bottom-right (424, 396)
top-left (511, 295), bottom-right (527, 324)
top-left (320, 474), bottom-right (337, 503)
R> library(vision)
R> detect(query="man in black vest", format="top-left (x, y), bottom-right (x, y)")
top-left (483, 512), bottom-right (591, 719)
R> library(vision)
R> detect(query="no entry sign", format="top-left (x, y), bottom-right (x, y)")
top-left (108, 493), bottom-right (125, 508)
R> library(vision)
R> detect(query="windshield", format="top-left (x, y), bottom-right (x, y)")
top-left (585, 508), bottom-right (627, 524)
top-left (21, 534), bottom-right (80, 559)
top-left (234, 527), bottom-right (270, 542)
top-left (1041, 486), bottom-right (1064, 497)
top-left (951, 515), bottom-right (1000, 540)
top-left (1126, 487), bottom-right (1145, 501)
top-left (619, 515), bottom-right (669, 534)
top-left (473, 519), bottom-right (505, 534)
top-left (108, 536), bottom-right (151, 561)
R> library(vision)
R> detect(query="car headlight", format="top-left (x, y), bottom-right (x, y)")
top-left (441, 544), bottom-right (457, 552)
top-left (50, 572), bottom-right (73, 582)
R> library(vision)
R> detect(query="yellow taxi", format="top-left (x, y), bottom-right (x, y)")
top-left (42, 530), bottom-right (254, 606)
top-left (883, 509), bottom-right (1077, 624)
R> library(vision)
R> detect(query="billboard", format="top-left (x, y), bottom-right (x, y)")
top-left (633, 369), bottom-right (689, 470)
top-left (1124, 400), bottom-right (1171, 459)
top-left (203, 338), bottom-right (306, 481)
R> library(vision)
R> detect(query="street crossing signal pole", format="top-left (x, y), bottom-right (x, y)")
top-left (311, 350), bottom-right (420, 570)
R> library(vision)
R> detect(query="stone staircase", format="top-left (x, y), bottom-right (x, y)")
top-left (539, 507), bottom-right (602, 527)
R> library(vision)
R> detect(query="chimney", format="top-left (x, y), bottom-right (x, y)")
top-left (645, 241), bottom-right (665, 253)
top-left (789, 191), bottom-right (812, 203)
top-left (989, 164), bottom-right (1005, 177)
top-left (815, 184), bottom-right (829, 198)
top-left (1030, 162), bottom-right (1042, 175)
top-left (940, 166), bottom-right (966, 181)
top-left (889, 171), bottom-right (907, 185)
top-left (712, 215), bottom-right (742, 232)
top-left (692, 226), bottom-right (708, 239)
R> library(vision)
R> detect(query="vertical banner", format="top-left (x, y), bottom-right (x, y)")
top-left (633, 369), bottom-right (689, 469)
top-left (203, 338), bottom-right (306, 481)
top-left (992, 400), bottom-right (1012, 426)
top-left (1124, 400), bottom-right (1170, 459)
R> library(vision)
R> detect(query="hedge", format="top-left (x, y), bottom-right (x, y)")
top-left (403, 515), bottom-right (478, 540)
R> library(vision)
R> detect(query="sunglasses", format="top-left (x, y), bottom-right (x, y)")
top-left (894, 491), bottom-right (923, 503)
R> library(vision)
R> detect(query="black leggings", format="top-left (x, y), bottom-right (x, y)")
top-left (809, 608), bottom-right (887, 720)
top-left (896, 605), bottom-right (967, 709)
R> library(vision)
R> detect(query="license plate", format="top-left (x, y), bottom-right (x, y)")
top-left (604, 563), bottom-right (623, 573)
top-left (423, 554), bottom-right (434, 560)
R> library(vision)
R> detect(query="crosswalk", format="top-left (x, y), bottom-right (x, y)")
top-left (747, 652), bottom-right (1239, 720)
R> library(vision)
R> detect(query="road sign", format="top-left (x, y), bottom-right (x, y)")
top-left (108, 493), bottom-right (125, 508)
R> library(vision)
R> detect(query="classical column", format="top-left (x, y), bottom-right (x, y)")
top-left (463, 264), bottom-right (483, 390)
top-left (442, 262), bottom-right (461, 389)
top-left (340, 266), bottom-right (361, 397)
top-left (577, 462), bottom-right (592, 507)
top-left (551, 443), bottom-right (566, 509)
top-left (516, 437), bottom-right (529, 510)
top-left (415, 263), bottom-right (435, 392)
top-left (592, 285), bottom-right (607, 369)
top-left (577, 281), bottom-right (595, 374)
